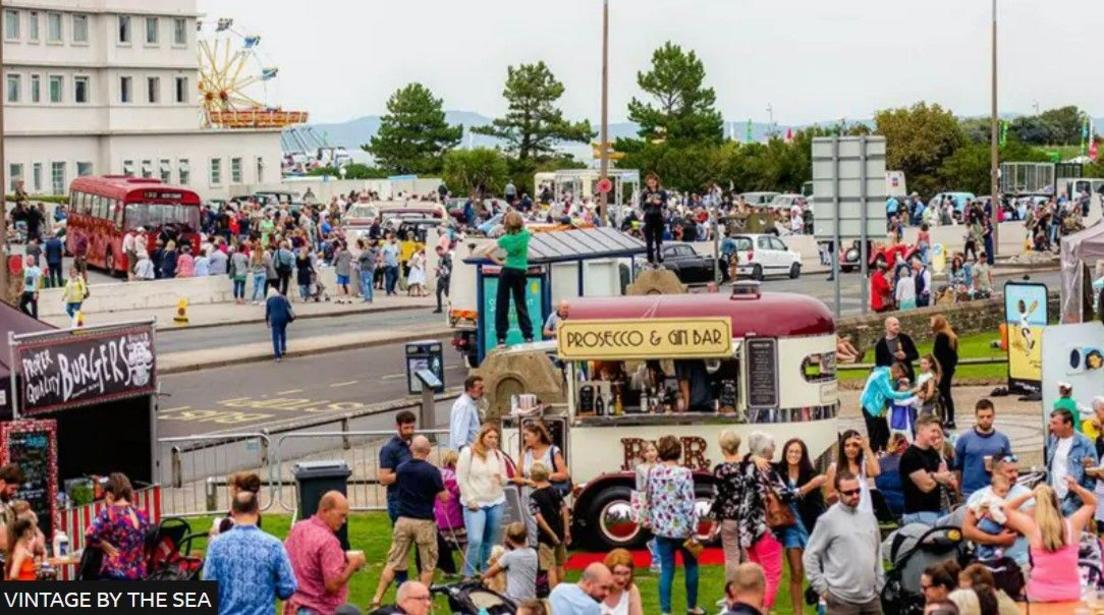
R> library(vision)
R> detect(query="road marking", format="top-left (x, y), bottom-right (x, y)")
top-left (381, 373), bottom-right (404, 380)
top-left (330, 380), bottom-right (358, 388)
top-left (276, 388), bottom-right (304, 395)
top-left (159, 405), bottom-right (190, 413)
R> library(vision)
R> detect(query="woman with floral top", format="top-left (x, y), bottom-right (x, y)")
top-left (84, 473), bottom-right (150, 580)
top-left (712, 431), bottom-right (783, 611)
top-left (646, 435), bottom-right (702, 615)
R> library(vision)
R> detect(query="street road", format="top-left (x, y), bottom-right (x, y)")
top-left (158, 334), bottom-right (464, 438)
top-left (156, 307), bottom-right (444, 354)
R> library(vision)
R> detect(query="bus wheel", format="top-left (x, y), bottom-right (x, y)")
top-left (587, 485), bottom-right (646, 550)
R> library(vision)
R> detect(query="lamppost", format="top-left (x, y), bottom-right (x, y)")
top-left (597, 0), bottom-right (610, 222)
top-left (990, 0), bottom-right (1000, 248)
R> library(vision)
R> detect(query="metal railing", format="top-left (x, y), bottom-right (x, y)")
top-left (273, 428), bottom-right (451, 513)
top-left (159, 433), bottom-right (276, 517)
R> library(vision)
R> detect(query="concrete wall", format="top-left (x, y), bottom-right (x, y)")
top-left (36, 266), bottom-right (341, 317)
top-left (836, 291), bottom-right (1061, 354)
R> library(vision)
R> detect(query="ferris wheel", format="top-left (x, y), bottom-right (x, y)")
top-left (196, 18), bottom-right (306, 128)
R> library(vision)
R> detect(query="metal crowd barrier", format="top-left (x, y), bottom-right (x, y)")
top-left (158, 433), bottom-right (276, 518)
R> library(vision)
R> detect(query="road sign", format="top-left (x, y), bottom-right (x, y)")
top-left (596, 177), bottom-right (613, 194)
top-left (811, 136), bottom-right (887, 240)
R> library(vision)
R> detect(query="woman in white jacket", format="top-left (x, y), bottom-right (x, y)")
top-left (457, 423), bottom-right (509, 577)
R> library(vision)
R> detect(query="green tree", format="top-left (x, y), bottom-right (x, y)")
top-left (474, 62), bottom-right (594, 161)
top-left (627, 42), bottom-right (723, 145)
top-left (939, 139), bottom-right (1049, 195)
top-left (1037, 105), bottom-right (1084, 145)
top-left (365, 83), bottom-right (462, 174)
top-left (874, 102), bottom-right (965, 196)
top-left (442, 148), bottom-right (510, 197)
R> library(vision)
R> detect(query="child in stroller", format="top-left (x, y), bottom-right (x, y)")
top-left (309, 269), bottom-right (330, 302)
top-left (881, 524), bottom-right (969, 615)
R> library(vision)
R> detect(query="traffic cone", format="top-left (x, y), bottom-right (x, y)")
top-left (173, 297), bottom-right (189, 325)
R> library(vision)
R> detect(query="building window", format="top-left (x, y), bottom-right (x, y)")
top-left (74, 76), bottom-right (89, 103)
top-left (147, 77), bottom-right (159, 103)
top-left (4, 10), bottom-right (19, 41)
top-left (141, 160), bottom-right (152, 178)
top-left (178, 159), bottom-right (190, 185)
top-left (230, 157), bottom-right (243, 183)
top-left (72, 14), bottom-right (87, 43)
top-left (50, 162), bottom-right (65, 196)
top-left (173, 18), bottom-right (186, 46)
top-left (32, 163), bottom-right (42, 192)
top-left (145, 17), bottom-right (158, 45)
top-left (174, 76), bottom-right (188, 103)
top-left (120, 76), bottom-right (132, 103)
top-left (46, 12), bottom-right (61, 43)
top-left (77, 162), bottom-right (93, 177)
top-left (28, 12), bottom-right (38, 42)
top-left (256, 157), bottom-right (265, 184)
top-left (8, 164), bottom-right (23, 192)
top-left (209, 158), bottom-right (222, 186)
top-left (6, 74), bottom-right (20, 103)
top-left (118, 15), bottom-right (131, 44)
top-left (159, 159), bottom-right (171, 183)
top-left (122, 160), bottom-right (135, 176)
top-left (30, 75), bottom-right (40, 103)
top-left (48, 75), bottom-right (62, 103)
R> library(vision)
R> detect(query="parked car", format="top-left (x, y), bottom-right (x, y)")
top-left (766, 194), bottom-right (807, 211)
top-left (647, 243), bottom-right (721, 285)
top-left (927, 191), bottom-right (975, 219)
top-left (740, 191), bottom-right (781, 206)
top-left (729, 234), bottom-right (801, 280)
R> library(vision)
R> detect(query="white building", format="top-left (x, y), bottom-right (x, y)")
top-left (1, 0), bottom-right (283, 199)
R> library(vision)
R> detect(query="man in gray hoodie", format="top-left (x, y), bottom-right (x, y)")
top-left (803, 471), bottom-right (884, 615)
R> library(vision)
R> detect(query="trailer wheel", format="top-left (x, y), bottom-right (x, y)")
top-left (586, 485), bottom-right (646, 550)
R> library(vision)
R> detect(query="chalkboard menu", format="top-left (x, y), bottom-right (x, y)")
top-left (0, 419), bottom-right (59, 539)
top-left (746, 338), bottom-right (779, 409)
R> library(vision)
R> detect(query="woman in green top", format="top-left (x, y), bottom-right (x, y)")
top-left (1055, 382), bottom-right (1082, 432)
top-left (487, 211), bottom-right (533, 346)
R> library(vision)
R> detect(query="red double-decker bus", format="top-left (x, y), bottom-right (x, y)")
top-left (66, 176), bottom-right (202, 275)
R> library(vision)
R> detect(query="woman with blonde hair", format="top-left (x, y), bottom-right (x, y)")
top-left (457, 423), bottom-right (510, 576)
top-left (602, 548), bottom-right (644, 615)
top-left (1003, 478), bottom-right (1096, 602)
top-left (483, 210), bottom-right (532, 347)
top-left (931, 314), bottom-right (960, 428)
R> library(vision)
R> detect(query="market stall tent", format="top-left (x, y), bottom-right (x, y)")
top-left (1060, 221), bottom-right (1104, 323)
top-left (0, 301), bottom-right (54, 418)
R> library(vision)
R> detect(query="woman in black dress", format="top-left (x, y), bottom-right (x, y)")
top-left (931, 314), bottom-right (960, 429)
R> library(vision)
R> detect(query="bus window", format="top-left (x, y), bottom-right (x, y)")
top-left (92, 195), bottom-right (105, 219)
top-left (113, 199), bottom-right (124, 228)
top-left (106, 199), bottom-right (118, 225)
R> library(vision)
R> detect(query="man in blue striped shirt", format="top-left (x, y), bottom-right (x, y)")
top-left (203, 492), bottom-right (297, 615)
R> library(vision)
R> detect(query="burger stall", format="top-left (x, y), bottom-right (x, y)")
top-left (2, 314), bottom-right (160, 576)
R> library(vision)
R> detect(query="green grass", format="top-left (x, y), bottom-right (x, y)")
top-left (186, 512), bottom-right (803, 614)
top-left (839, 330), bottom-right (1007, 382)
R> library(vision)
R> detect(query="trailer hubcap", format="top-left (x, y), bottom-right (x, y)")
top-left (598, 499), bottom-right (640, 545)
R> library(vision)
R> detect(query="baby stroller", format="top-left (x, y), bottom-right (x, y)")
top-left (881, 524), bottom-right (968, 615)
top-left (309, 270), bottom-right (331, 303)
top-left (429, 580), bottom-right (516, 615)
top-left (144, 517), bottom-right (205, 581)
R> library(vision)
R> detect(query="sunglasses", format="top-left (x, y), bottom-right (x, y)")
top-left (839, 488), bottom-right (861, 496)
top-left (1000, 454), bottom-right (1018, 463)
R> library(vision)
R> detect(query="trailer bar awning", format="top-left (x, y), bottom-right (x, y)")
top-left (464, 227), bottom-right (646, 265)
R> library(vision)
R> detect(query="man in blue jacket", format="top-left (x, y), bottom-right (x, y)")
top-left (265, 288), bottom-right (294, 362)
top-left (1046, 408), bottom-right (1098, 517)
top-left (43, 231), bottom-right (65, 288)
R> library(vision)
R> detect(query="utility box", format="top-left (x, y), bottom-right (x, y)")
top-left (293, 460), bottom-right (352, 549)
top-left (405, 340), bottom-right (445, 395)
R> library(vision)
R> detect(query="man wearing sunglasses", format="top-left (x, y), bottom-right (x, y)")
top-left (961, 455), bottom-right (1035, 566)
top-left (803, 471), bottom-right (885, 615)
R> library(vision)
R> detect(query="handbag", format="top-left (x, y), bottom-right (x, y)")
top-left (761, 470), bottom-right (796, 529)
top-left (285, 297), bottom-right (296, 322)
top-left (682, 537), bottom-right (704, 558)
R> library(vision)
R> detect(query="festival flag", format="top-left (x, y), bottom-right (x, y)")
top-left (1090, 139), bottom-right (1099, 162)
top-left (999, 120), bottom-right (1008, 147)
top-left (784, 127), bottom-right (793, 143)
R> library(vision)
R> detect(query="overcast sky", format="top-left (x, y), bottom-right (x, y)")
top-left (196, 0), bottom-right (1103, 125)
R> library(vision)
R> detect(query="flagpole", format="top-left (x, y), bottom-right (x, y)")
top-left (989, 0), bottom-right (999, 249)
top-left (597, 0), bottom-right (610, 222)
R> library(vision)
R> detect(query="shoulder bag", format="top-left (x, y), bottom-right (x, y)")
top-left (760, 469), bottom-right (796, 529)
